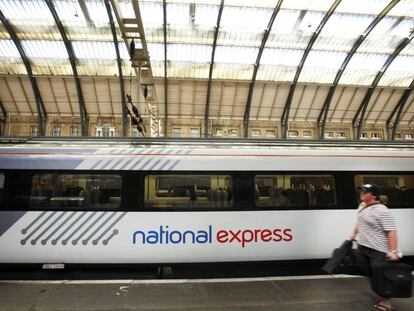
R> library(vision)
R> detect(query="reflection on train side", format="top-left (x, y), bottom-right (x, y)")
top-left (30, 174), bottom-right (122, 209)
top-left (255, 175), bottom-right (336, 208)
top-left (145, 175), bottom-right (233, 208)
top-left (355, 175), bottom-right (414, 207)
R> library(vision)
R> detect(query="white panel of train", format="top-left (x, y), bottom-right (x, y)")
top-left (0, 140), bottom-right (413, 264)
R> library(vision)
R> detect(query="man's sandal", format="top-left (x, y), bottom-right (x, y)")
top-left (372, 303), bottom-right (396, 311)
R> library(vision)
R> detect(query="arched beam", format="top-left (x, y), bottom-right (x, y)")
top-left (78, 0), bottom-right (95, 28)
top-left (163, 0), bottom-right (168, 137)
top-left (243, 0), bottom-right (283, 138)
top-left (0, 100), bottom-right (6, 120)
top-left (280, 0), bottom-right (341, 139)
top-left (386, 79), bottom-right (414, 140)
top-left (353, 32), bottom-right (414, 140)
top-left (204, 0), bottom-right (224, 138)
top-left (0, 100), bottom-right (6, 136)
top-left (45, 0), bottom-right (89, 136)
top-left (0, 9), bottom-right (47, 136)
top-left (104, 0), bottom-right (127, 137)
top-left (317, 0), bottom-right (399, 139)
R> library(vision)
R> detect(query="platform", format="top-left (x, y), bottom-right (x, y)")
top-left (0, 275), bottom-right (413, 311)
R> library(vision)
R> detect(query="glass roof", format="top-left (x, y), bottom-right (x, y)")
top-left (0, 0), bottom-right (413, 87)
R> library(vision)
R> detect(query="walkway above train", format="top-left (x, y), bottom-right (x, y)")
top-left (1, 275), bottom-right (413, 311)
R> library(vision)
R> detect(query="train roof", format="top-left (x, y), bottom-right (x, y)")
top-left (1, 137), bottom-right (414, 150)
top-left (0, 137), bottom-right (413, 172)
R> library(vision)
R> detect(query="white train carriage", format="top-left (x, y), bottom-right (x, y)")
top-left (0, 138), bottom-right (413, 265)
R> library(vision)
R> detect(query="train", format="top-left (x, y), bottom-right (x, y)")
top-left (0, 137), bottom-right (413, 266)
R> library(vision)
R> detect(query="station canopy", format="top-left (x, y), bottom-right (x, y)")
top-left (0, 0), bottom-right (414, 126)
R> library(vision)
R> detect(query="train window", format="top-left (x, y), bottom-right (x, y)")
top-left (354, 175), bottom-right (414, 208)
top-left (144, 175), bottom-right (233, 209)
top-left (255, 175), bottom-right (337, 208)
top-left (30, 174), bottom-right (122, 209)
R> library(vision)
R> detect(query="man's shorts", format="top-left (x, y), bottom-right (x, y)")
top-left (355, 244), bottom-right (386, 276)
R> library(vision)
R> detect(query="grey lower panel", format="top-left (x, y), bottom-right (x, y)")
top-left (2, 211), bottom-right (128, 247)
top-left (0, 212), bottom-right (27, 237)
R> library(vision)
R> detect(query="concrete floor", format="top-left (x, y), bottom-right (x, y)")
top-left (0, 276), bottom-right (413, 311)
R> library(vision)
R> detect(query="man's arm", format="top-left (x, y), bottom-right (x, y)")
top-left (388, 230), bottom-right (398, 250)
top-left (386, 230), bottom-right (399, 261)
top-left (349, 223), bottom-right (358, 240)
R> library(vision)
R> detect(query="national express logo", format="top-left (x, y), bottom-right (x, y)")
top-left (132, 226), bottom-right (292, 248)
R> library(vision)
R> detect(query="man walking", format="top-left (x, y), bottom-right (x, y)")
top-left (349, 184), bottom-right (401, 311)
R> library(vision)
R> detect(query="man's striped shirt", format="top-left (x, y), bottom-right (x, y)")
top-left (357, 203), bottom-right (397, 254)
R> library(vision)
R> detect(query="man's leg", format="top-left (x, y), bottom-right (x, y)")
top-left (354, 246), bottom-right (371, 276)
top-left (369, 250), bottom-right (392, 310)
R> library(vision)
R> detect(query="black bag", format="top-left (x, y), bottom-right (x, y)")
top-left (322, 240), bottom-right (357, 274)
top-left (371, 262), bottom-right (413, 298)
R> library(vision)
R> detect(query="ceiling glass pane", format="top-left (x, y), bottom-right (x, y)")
top-left (31, 59), bottom-right (73, 75)
top-left (139, 1), bottom-right (164, 26)
top-left (77, 60), bottom-right (119, 76)
top-left (149, 60), bottom-right (165, 77)
top-left (167, 44), bottom-right (212, 63)
top-left (312, 0), bottom-right (382, 54)
top-left (53, 0), bottom-right (113, 42)
top-left (310, 0), bottom-right (405, 86)
top-left (165, 27), bottom-right (215, 45)
top-left (305, 50), bottom-right (349, 68)
top-left (256, 65), bottom-right (297, 82)
top-left (260, 48), bottom-right (303, 66)
top-left (119, 0), bottom-right (139, 18)
top-left (390, 0), bottom-right (414, 18)
top-left (224, 0), bottom-right (276, 8)
top-left (320, 14), bottom-right (376, 38)
top-left (167, 2), bottom-right (192, 25)
top-left (22, 40), bottom-right (68, 59)
top-left (0, 39), bottom-right (26, 74)
top-left (257, 48), bottom-right (304, 82)
top-left (217, 31), bottom-right (262, 48)
top-left (339, 1), bottom-right (414, 85)
top-left (149, 0), bottom-right (221, 4)
top-left (0, 40), bottom-right (21, 58)
top-left (220, 6), bottom-right (273, 29)
top-left (215, 46), bottom-right (258, 64)
top-left (141, 1), bottom-right (218, 79)
top-left (167, 62), bottom-right (210, 78)
top-left (270, 9), bottom-right (301, 33)
top-left (0, 0), bottom-right (54, 22)
top-left (86, 1), bottom-right (111, 23)
top-left (53, 0), bottom-right (88, 25)
top-left (213, 4), bottom-right (273, 79)
top-left (339, 52), bottom-right (389, 85)
top-left (0, 0), bottom-right (60, 40)
top-left (217, 5), bottom-right (274, 48)
top-left (380, 50), bottom-right (414, 87)
top-left (299, 67), bottom-right (339, 84)
top-left (299, 50), bottom-right (349, 83)
top-left (283, 0), bottom-right (352, 12)
top-left (72, 41), bottom-right (117, 59)
top-left (195, 4), bottom-right (221, 27)
top-left (297, 11), bottom-right (328, 32)
top-left (260, 1), bottom-right (335, 83)
top-left (346, 52), bottom-right (389, 70)
top-left (212, 63), bottom-right (254, 80)
top-left (331, 0), bottom-right (392, 15)
top-left (0, 60), bottom-right (26, 75)
top-left (357, 0), bottom-right (414, 55)
top-left (148, 43), bottom-right (164, 61)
